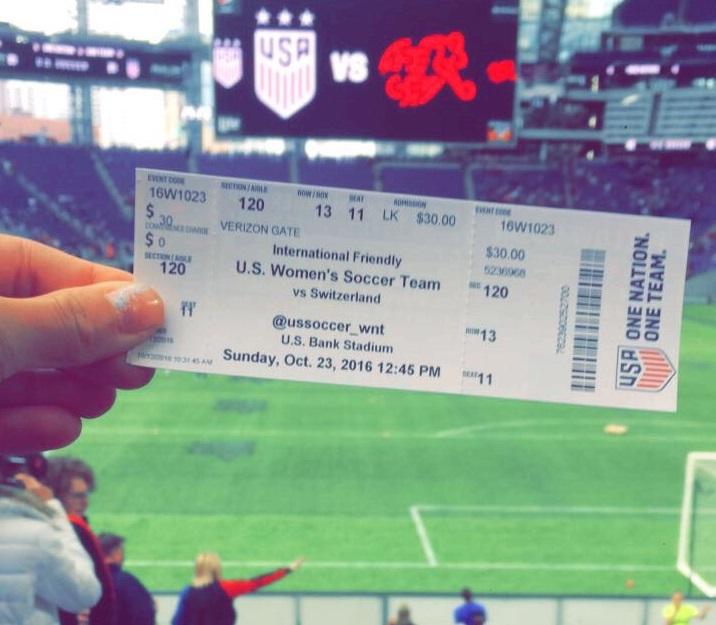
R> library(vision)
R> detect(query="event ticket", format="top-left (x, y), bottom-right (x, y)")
top-left (128, 169), bottom-right (690, 411)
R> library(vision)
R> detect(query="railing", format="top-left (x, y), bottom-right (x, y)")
top-left (150, 591), bottom-right (716, 625)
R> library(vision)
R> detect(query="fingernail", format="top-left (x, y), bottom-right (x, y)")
top-left (107, 283), bottom-right (164, 333)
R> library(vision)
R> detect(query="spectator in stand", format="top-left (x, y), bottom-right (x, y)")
top-left (0, 453), bottom-right (101, 624)
top-left (0, 234), bottom-right (163, 454)
top-left (663, 591), bottom-right (710, 625)
top-left (44, 457), bottom-right (116, 625)
top-left (171, 553), bottom-right (304, 625)
top-left (454, 587), bottom-right (487, 625)
top-left (98, 533), bottom-right (156, 625)
top-left (388, 604), bottom-right (417, 625)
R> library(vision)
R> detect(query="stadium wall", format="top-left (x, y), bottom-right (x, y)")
top-left (151, 592), bottom-right (716, 625)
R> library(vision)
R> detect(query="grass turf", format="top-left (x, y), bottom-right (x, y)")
top-left (66, 304), bottom-right (716, 596)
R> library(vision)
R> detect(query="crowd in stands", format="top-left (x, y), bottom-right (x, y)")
top-left (521, 100), bottom-right (597, 131)
top-left (0, 142), bottom-right (715, 276)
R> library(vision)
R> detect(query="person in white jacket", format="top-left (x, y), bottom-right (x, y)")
top-left (0, 470), bottom-right (101, 625)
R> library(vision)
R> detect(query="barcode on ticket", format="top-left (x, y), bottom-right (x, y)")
top-left (570, 249), bottom-right (606, 393)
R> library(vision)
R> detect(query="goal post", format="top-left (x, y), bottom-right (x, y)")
top-left (677, 452), bottom-right (716, 597)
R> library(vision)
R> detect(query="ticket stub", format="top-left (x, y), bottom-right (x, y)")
top-left (128, 168), bottom-right (690, 412)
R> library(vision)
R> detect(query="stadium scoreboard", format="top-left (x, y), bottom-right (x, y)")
top-left (0, 33), bottom-right (190, 86)
top-left (213, 0), bottom-right (518, 143)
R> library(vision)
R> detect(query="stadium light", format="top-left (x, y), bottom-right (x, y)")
top-left (620, 94), bottom-right (640, 106)
top-left (304, 140), bottom-right (377, 160)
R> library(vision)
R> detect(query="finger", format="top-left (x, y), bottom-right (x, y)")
top-left (0, 234), bottom-right (132, 298)
top-left (0, 406), bottom-right (82, 453)
top-left (66, 354), bottom-right (156, 390)
top-left (13, 473), bottom-right (38, 489)
top-left (0, 371), bottom-right (116, 417)
top-left (0, 281), bottom-right (164, 381)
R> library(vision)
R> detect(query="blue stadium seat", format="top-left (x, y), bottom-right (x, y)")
top-left (99, 148), bottom-right (189, 205)
top-left (1, 143), bottom-right (130, 245)
top-left (197, 154), bottom-right (290, 182)
top-left (684, 0), bottom-right (716, 23)
top-left (380, 164), bottom-right (466, 199)
top-left (0, 166), bottom-right (80, 247)
top-left (298, 158), bottom-right (374, 190)
top-left (471, 166), bottom-right (565, 208)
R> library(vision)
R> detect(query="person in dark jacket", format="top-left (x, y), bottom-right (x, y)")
top-left (98, 533), bottom-right (155, 625)
top-left (44, 457), bottom-right (116, 625)
top-left (171, 552), bottom-right (303, 625)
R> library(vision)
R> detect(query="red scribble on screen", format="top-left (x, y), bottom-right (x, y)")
top-left (378, 32), bottom-right (477, 108)
top-left (486, 59), bottom-right (516, 84)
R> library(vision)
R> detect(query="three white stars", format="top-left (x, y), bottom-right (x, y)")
top-left (255, 7), bottom-right (315, 27)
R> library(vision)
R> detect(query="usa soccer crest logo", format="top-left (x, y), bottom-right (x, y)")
top-left (616, 346), bottom-right (676, 392)
top-left (253, 7), bottom-right (316, 119)
top-left (213, 38), bottom-right (243, 89)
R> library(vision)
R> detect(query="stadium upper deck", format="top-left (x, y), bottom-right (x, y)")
top-left (0, 143), bottom-right (713, 276)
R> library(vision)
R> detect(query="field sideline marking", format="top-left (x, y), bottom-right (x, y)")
top-left (414, 504), bottom-right (680, 515)
top-left (409, 506), bottom-right (438, 567)
top-left (434, 419), bottom-right (562, 438)
top-left (125, 558), bottom-right (676, 573)
top-left (433, 419), bottom-right (714, 439)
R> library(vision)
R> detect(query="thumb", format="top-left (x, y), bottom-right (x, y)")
top-left (0, 282), bottom-right (164, 380)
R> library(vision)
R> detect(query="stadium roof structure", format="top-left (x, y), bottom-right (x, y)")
top-left (570, 49), bottom-right (716, 72)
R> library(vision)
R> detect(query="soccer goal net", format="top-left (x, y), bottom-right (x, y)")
top-left (677, 452), bottom-right (716, 596)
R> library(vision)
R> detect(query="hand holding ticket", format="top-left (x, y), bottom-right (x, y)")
top-left (129, 169), bottom-right (690, 411)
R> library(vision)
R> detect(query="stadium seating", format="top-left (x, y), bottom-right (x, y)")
top-left (571, 160), bottom-right (653, 214)
top-left (198, 153), bottom-right (290, 182)
top-left (0, 169), bottom-right (67, 247)
top-left (0, 143), bottom-right (132, 260)
top-left (613, 0), bottom-right (679, 27)
top-left (684, 0), bottom-right (716, 24)
top-left (379, 163), bottom-right (466, 199)
top-left (299, 158), bottom-right (374, 190)
top-left (471, 165), bottom-right (566, 208)
top-left (0, 143), bottom-right (714, 275)
top-left (98, 148), bottom-right (189, 208)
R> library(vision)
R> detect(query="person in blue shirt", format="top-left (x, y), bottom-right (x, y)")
top-left (453, 587), bottom-right (487, 625)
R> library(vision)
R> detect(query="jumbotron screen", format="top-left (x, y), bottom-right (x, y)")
top-left (213, 0), bottom-right (518, 143)
top-left (0, 34), bottom-right (189, 86)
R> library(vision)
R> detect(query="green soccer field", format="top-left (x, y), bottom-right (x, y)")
top-left (66, 304), bottom-right (716, 596)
